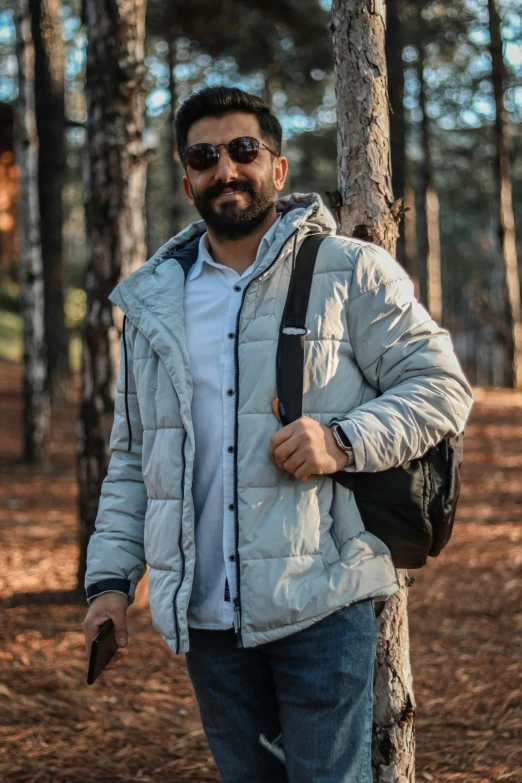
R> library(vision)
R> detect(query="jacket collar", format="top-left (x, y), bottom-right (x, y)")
top-left (113, 192), bottom-right (336, 296)
top-left (109, 192), bottom-right (336, 339)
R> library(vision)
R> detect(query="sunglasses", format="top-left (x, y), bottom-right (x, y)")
top-left (183, 136), bottom-right (279, 171)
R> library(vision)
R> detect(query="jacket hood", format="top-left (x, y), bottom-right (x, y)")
top-left (116, 191), bottom-right (337, 291)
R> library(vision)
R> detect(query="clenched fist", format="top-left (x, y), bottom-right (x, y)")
top-left (269, 399), bottom-right (349, 482)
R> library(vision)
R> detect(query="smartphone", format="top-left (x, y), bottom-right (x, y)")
top-left (87, 619), bottom-right (118, 685)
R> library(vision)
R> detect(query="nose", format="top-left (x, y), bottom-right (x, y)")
top-left (212, 146), bottom-right (239, 183)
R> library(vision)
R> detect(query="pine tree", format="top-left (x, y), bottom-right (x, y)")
top-left (385, 0), bottom-right (409, 272)
top-left (487, 0), bottom-right (522, 387)
top-left (29, 0), bottom-right (70, 402)
top-left (77, 0), bottom-right (148, 589)
top-left (331, 1), bottom-right (415, 779)
top-left (418, 45), bottom-right (443, 324)
top-left (14, 0), bottom-right (50, 464)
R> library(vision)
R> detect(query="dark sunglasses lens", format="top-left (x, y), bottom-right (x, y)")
top-left (186, 144), bottom-right (218, 171)
top-left (229, 137), bottom-right (259, 164)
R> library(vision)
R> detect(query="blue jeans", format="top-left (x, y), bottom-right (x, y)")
top-left (185, 599), bottom-right (377, 783)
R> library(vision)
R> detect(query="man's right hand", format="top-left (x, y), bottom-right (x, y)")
top-left (83, 592), bottom-right (129, 667)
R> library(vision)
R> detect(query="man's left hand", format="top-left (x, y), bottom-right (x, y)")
top-left (269, 399), bottom-right (349, 482)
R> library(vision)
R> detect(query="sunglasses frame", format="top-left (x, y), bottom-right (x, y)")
top-left (183, 136), bottom-right (280, 171)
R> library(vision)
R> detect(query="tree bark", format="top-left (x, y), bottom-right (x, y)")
top-left (29, 0), bottom-right (70, 402)
top-left (77, 0), bottom-right (148, 590)
top-left (487, 0), bottom-right (522, 388)
top-left (332, 0), bottom-right (399, 253)
top-left (332, 2), bottom-right (415, 780)
top-left (373, 570), bottom-right (415, 780)
top-left (417, 50), bottom-right (442, 324)
top-left (14, 0), bottom-right (50, 464)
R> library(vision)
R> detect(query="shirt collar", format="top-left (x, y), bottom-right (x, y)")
top-left (188, 216), bottom-right (281, 282)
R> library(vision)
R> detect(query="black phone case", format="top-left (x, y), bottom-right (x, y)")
top-left (87, 619), bottom-right (118, 685)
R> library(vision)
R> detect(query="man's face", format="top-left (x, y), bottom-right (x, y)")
top-left (182, 112), bottom-right (288, 240)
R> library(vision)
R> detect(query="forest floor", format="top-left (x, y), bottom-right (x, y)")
top-left (0, 359), bottom-right (521, 783)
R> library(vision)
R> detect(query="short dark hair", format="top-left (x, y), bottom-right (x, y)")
top-left (175, 86), bottom-right (283, 163)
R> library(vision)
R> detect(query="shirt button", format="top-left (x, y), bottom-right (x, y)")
top-left (228, 446), bottom-right (234, 453)
top-left (233, 285), bottom-right (241, 292)
top-left (228, 332), bottom-right (235, 339)
top-left (229, 554), bottom-right (236, 562)
top-left (228, 503), bottom-right (235, 512)
top-left (227, 389), bottom-right (234, 397)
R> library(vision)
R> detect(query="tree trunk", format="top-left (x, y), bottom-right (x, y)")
top-left (77, 0), bottom-right (148, 590)
top-left (417, 50), bottom-right (442, 324)
top-left (332, 0), bottom-right (399, 253)
top-left (29, 0), bottom-right (70, 403)
top-left (14, 0), bottom-right (50, 464)
top-left (487, 0), bottom-right (522, 388)
top-left (385, 0), bottom-right (409, 272)
top-left (331, 2), bottom-right (415, 780)
top-left (166, 36), bottom-right (184, 237)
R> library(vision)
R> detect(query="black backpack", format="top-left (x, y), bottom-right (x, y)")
top-left (276, 234), bottom-right (463, 570)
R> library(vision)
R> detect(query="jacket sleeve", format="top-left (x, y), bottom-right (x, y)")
top-left (85, 320), bottom-right (148, 603)
top-left (335, 243), bottom-right (473, 472)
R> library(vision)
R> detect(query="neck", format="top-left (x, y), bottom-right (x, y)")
top-left (205, 208), bottom-right (278, 275)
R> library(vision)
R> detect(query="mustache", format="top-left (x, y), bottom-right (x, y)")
top-left (203, 179), bottom-right (255, 201)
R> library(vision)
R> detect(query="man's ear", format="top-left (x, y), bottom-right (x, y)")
top-left (182, 175), bottom-right (195, 206)
top-left (274, 156), bottom-right (288, 193)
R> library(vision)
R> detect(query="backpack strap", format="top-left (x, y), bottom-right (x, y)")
top-left (276, 233), bottom-right (329, 426)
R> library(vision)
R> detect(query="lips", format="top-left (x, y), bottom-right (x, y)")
top-left (215, 190), bottom-right (244, 199)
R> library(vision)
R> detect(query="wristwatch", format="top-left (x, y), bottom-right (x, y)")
top-left (330, 422), bottom-right (355, 469)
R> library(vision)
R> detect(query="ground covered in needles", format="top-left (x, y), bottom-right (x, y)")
top-left (0, 361), bottom-right (520, 782)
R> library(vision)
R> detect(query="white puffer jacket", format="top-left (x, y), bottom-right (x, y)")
top-left (86, 193), bottom-right (473, 653)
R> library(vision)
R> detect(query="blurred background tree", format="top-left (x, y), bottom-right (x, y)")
top-left (13, 0), bottom-right (49, 463)
top-left (487, 0), bottom-right (522, 386)
top-left (76, 0), bottom-right (148, 590)
top-left (29, 0), bottom-right (70, 403)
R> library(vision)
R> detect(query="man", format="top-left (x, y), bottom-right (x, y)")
top-left (83, 86), bottom-right (472, 782)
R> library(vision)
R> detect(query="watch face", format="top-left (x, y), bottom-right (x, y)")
top-left (334, 425), bottom-right (351, 450)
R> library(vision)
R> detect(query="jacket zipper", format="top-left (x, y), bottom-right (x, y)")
top-left (122, 316), bottom-right (133, 452)
top-left (232, 229), bottom-right (299, 648)
top-left (173, 430), bottom-right (188, 653)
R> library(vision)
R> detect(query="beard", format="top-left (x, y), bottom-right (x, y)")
top-left (191, 177), bottom-right (276, 240)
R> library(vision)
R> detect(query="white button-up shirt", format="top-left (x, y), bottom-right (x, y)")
top-left (185, 217), bottom-right (281, 629)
